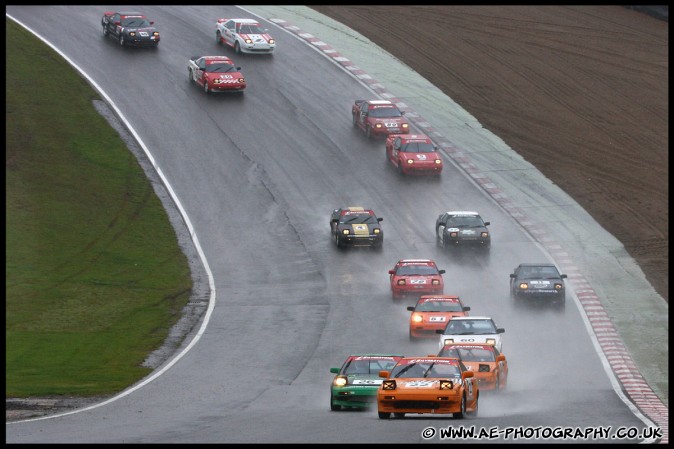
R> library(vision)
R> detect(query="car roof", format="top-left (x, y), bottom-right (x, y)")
top-left (119, 12), bottom-right (145, 16)
top-left (347, 354), bottom-right (403, 358)
top-left (450, 316), bottom-right (492, 321)
top-left (368, 100), bottom-right (394, 105)
top-left (399, 259), bottom-right (435, 263)
top-left (399, 134), bottom-right (431, 140)
top-left (445, 211), bottom-right (479, 216)
top-left (418, 295), bottom-right (460, 302)
top-left (201, 56), bottom-right (234, 61)
top-left (519, 263), bottom-right (556, 267)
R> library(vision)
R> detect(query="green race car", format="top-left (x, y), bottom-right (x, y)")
top-left (330, 354), bottom-right (403, 410)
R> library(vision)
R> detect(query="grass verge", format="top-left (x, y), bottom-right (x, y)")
top-left (6, 18), bottom-right (193, 398)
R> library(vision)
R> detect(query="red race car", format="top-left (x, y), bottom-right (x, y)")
top-left (406, 295), bottom-right (470, 340)
top-left (389, 259), bottom-right (445, 300)
top-left (385, 133), bottom-right (443, 176)
top-left (352, 99), bottom-right (410, 138)
top-left (188, 56), bottom-right (246, 94)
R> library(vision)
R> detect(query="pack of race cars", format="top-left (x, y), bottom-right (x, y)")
top-left (99, 11), bottom-right (568, 420)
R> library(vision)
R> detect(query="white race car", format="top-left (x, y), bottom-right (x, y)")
top-left (436, 316), bottom-right (505, 352)
top-left (215, 18), bottom-right (275, 55)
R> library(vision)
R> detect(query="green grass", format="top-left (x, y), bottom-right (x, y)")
top-left (6, 18), bottom-right (193, 397)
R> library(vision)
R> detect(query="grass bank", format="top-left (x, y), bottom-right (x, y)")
top-left (6, 18), bottom-right (193, 397)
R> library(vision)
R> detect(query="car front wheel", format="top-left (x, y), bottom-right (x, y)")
top-left (454, 395), bottom-right (466, 419)
top-left (119, 35), bottom-right (125, 46)
top-left (204, 81), bottom-right (209, 93)
top-left (216, 31), bottom-right (221, 44)
top-left (378, 411), bottom-right (391, 419)
top-left (235, 41), bottom-right (241, 54)
top-left (103, 26), bottom-right (108, 37)
top-left (330, 397), bottom-right (341, 411)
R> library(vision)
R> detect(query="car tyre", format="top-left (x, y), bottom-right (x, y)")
top-left (408, 330), bottom-right (415, 342)
top-left (366, 126), bottom-right (372, 139)
top-left (103, 25), bottom-right (109, 37)
top-left (334, 234), bottom-right (343, 248)
top-left (436, 226), bottom-right (445, 248)
top-left (216, 31), bottom-right (221, 44)
top-left (119, 35), bottom-right (125, 46)
top-left (235, 41), bottom-right (241, 54)
top-left (393, 412), bottom-right (405, 419)
top-left (495, 374), bottom-right (501, 391)
top-left (467, 395), bottom-right (478, 417)
top-left (453, 395), bottom-right (466, 419)
top-left (352, 113), bottom-right (358, 127)
top-left (330, 397), bottom-right (341, 411)
top-left (378, 411), bottom-right (391, 419)
top-left (204, 82), bottom-right (210, 94)
top-left (397, 163), bottom-right (404, 176)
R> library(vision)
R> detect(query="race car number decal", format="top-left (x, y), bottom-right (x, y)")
top-left (460, 230), bottom-right (476, 235)
top-left (352, 379), bottom-right (382, 385)
top-left (429, 316), bottom-right (446, 322)
top-left (410, 279), bottom-right (427, 284)
top-left (404, 380), bottom-right (436, 388)
top-left (416, 154), bottom-right (427, 160)
top-left (457, 338), bottom-right (476, 342)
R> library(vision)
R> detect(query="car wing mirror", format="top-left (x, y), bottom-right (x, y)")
top-left (496, 328), bottom-right (505, 334)
top-left (330, 367), bottom-right (339, 374)
top-left (484, 221), bottom-right (490, 226)
top-left (560, 274), bottom-right (567, 279)
top-left (463, 306), bottom-right (471, 311)
top-left (388, 270), bottom-right (396, 275)
top-left (406, 306), bottom-right (415, 312)
top-left (438, 269), bottom-right (446, 275)
top-left (377, 218), bottom-right (383, 222)
top-left (510, 274), bottom-right (516, 278)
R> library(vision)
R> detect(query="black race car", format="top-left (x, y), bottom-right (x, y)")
top-left (510, 263), bottom-right (567, 308)
top-left (436, 210), bottom-right (490, 252)
top-left (330, 207), bottom-right (383, 249)
top-left (102, 11), bottom-right (160, 47)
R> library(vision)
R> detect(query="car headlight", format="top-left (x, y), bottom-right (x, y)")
top-left (443, 338), bottom-right (454, 345)
top-left (439, 380), bottom-right (454, 390)
top-left (397, 279), bottom-right (406, 286)
top-left (333, 376), bottom-right (347, 387)
top-left (406, 159), bottom-right (414, 165)
top-left (435, 159), bottom-right (442, 165)
top-left (554, 283), bottom-right (564, 290)
top-left (382, 380), bottom-right (396, 390)
top-left (244, 38), bottom-right (253, 44)
top-left (401, 123), bottom-right (409, 129)
top-left (375, 123), bottom-right (383, 129)
top-left (153, 31), bottom-right (159, 37)
top-left (129, 31), bottom-right (136, 37)
top-left (238, 77), bottom-right (245, 83)
top-left (432, 279), bottom-right (441, 285)
top-left (373, 228), bottom-right (380, 234)
top-left (519, 283), bottom-right (528, 289)
top-left (486, 338), bottom-right (496, 346)
top-left (342, 229), bottom-right (350, 235)
top-left (450, 232), bottom-right (458, 238)
top-left (268, 39), bottom-right (275, 44)
top-left (412, 313), bottom-right (423, 323)
top-left (481, 232), bottom-right (489, 238)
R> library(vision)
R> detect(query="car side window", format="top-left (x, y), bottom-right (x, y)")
top-left (226, 21), bottom-right (235, 31)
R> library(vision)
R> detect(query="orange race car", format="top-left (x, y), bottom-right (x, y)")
top-left (377, 356), bottom-right (478, 419)
top-left (406, 295), bottom-right (471, 341)
top-left (438, 343), bottom-right (508, 391)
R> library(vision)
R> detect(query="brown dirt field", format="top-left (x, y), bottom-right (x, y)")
top-left (310, 5), bottom-right (668, 302)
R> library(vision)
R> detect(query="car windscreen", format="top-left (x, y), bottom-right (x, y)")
top-left (344, 358), bottom-right (398, 375)
top-left (446, 216), bottom-right (484, 227)
top-left (238, 24), bottom-right (265, 34)
top-left (456, 348), bottom-right (495, 362)
top-left (340, 214), bottom-right (378, 225)
top-left (369, 107), bottom-right (402, 118)
top-left (444, 320), bottom-right (496, 334)
top-left (205, 63), bottom-right (236, 73)
top-left (390, 361), bottom-right (461, 379)
top-left (396, 265), bottom-right (438, 276)
top-left (417, 301), bottom-right (462, 312)
top-left (121, 18), bottom-right (151, 27)
top-left (400, 142), bottom-right (435, 153)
